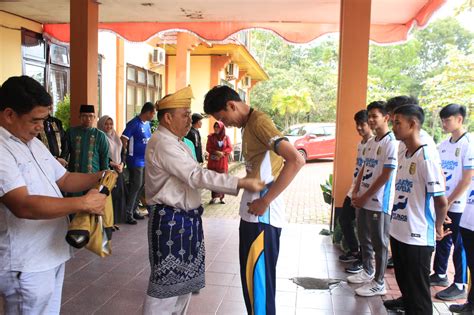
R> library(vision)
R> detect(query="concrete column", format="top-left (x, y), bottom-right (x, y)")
top-left (175, 32), bottom-right (200, 90)
top-left (70, 0), bottom-right (98, 127)
top-left (333, 0), bottom-right (371, 213)
top-left (115, 37), bottom-right (125, 134)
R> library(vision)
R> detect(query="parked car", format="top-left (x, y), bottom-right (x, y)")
top-left (285, 123), bottom-right (336, 160)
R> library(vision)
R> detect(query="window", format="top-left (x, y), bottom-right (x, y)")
top-left (22, 29), bottom-right (103, 112)
top-left (126, 64), bottom-right (162, 122)
top-left (22, 30), bottom-right (47, 86)
top-left (220, 79), bottom-right (233, 88)
top-left (238, 88), bottom-right (247, 103)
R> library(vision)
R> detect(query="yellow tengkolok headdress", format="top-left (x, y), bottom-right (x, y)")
top-left (156, 86), bottom-right (194, 110)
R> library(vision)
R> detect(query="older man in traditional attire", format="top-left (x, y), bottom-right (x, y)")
top-left (66, 105), bottom-right (109, 176)
top-left (143, 86), bottom-right (263, 314)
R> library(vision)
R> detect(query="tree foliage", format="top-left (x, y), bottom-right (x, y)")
top-left (249, 13), bottom-right (474, 137)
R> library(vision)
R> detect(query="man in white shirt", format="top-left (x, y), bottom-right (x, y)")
top-left (450, 177), bottom-right (474, 313)
top-left (430, 104), bottom-right (474, 301)
top-left (143, 86), bottom-right (264, 314)
top-left (384, 104), bottom-right (448, 314)
top-left (0, 76), bottom-right (107, 314)
top-left (349, 101), bottom-right (398, 297)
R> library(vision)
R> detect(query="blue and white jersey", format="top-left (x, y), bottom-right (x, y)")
top-left (460, 177), bottom-right (474, 232)
top-left (122, 116), bottom-right (152, 168)
top-left (438, 132), bottom-right (474, 213)
top-left (390, 145), bottom-right (445, 246)
top-left (399, 129), bottom-right (437, 160)
top-left (359, 132), bottom-right (398, 214)
top-left (347, 139), bottom-right (371, 198)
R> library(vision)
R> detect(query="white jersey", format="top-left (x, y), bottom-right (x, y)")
top-left (399, 129), bottom-right (436, 159)
top-left (390, 145), bottom-right (445, 246)
top-left (438, 132), bottom-right (474, 213)
top-left (460, 178), bottom-right (474, 231)
top-left (347, 139), bottom-right (371, 198)
top-left (359, 132), bottom-right (398, 214)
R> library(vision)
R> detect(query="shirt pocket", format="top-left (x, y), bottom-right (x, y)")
top-left (17, 160), bottom-right (37, 192)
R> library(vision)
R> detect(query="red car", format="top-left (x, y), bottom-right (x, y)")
top-left (285, 123), bottom-right (336, 160)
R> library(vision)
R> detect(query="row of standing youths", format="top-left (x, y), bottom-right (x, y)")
top-left (339, 96), bottom-right (473, 315)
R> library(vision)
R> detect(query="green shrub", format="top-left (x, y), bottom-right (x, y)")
top-left (55, 94), bottom-right (71, 130)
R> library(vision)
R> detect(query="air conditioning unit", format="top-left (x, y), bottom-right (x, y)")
top-left (151, 47), bottom-right (166, 66)
top-left (225, 63), bottom-right (239, 80)
top-left (242, 76), bottom-right (252, 87)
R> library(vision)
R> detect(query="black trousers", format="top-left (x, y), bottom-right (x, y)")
top-left (460, 227), bottom-right (474, 304)
top-left (239, 220), bottom-right (281, 315)
top-left (339, 196), bottom-right (359, 253)
top-left (390, 237), bottom-right (434, 315)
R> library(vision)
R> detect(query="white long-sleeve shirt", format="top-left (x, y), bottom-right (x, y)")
top-left (145, 125), bottom-right (239, 210)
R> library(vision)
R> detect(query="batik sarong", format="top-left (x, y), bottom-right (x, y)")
top-left (147, 204), bottom-right (205, 298)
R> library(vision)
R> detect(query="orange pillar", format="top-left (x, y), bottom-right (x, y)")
top-left (70, 0), bottom-right (98, 127)
top-left (332, 0), bottom-right (371, 216)
top-left (208, 55), bottom-right (231, 133)
top-left (115, 37), bottom-right (125, 133)
top-left (175, 32), bottom-right (200, 90)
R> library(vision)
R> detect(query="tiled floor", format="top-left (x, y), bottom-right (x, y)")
top-left (57, 217), bottom-right (461, 315)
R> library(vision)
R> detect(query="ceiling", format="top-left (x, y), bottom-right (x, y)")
top-left (1, 0), bottom-right (446, 43)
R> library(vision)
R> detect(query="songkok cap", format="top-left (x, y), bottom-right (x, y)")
top-left (192, 113), bottom-right (203, 124)
top-left (156, 86), bottom-right (193, 110)
top-left (80, 104), bottom-right (95, 113)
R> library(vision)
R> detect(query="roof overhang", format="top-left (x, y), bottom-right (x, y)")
top-left (1, 0), bottom-right (446, 44)
top-left (162, 41), bottom-right (269, 81)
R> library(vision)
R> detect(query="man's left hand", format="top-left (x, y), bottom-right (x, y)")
top-left (247, 198), bottom-right (270, 216)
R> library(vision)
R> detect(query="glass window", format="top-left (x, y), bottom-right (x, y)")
top-left (24, 62), bottom-right (46, 86)
top-left (147, 72), bottom-right (155, 86)
top-left (137, 70), bottom-right (146, 84)
top-left (48, 66), bottom-right (68, 106)
top-left (136, 86), bottom-right (145, 111)
top-left (22, 30), bottom-right (46, 61)
top-left (50, 44), bottom-right (69, 66)
top-left (324, 126), bottom-right (336, 136)
top-left (308, 126), bottom-right (326, 136)
top-left (126, 85), bottom-right (135, 105)
top-left (127, 67), bottom-right (136, 81)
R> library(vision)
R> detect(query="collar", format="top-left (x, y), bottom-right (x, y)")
top-left (157, 124), bottom-right (182, 142)
top-left (0, 126), bottom-right (29, 145)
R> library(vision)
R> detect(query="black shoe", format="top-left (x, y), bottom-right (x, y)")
top-left (449, 302), bottom-right (473, 313)
top-left (383, 297), bottom-right (405, 311)
top-left (339, 252), bottom-right (359, 263)
top-left (220, 199), bottom-right (226, 204)
top-left (126, 218), bottom-right (137, 225)
top-left (429, 273), bottom-right (449, 287)
top-left (435, 283), bottom-right (467, 301)
top-left (133, 212), bottom-right (145, 220)
top-left (387, 257), bottom-right (394, 269)
top-left (345, 260), bottom-right (363, 274)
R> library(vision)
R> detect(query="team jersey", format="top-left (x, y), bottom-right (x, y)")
top-left (358, 131), bottom-right (398, 214)
top-left (460, 177), bottom-right (474, 232)
top-left (438, 132), bottom-right (474, 213)
top-left (122, 116), bottom-right (152, 168)
top-left (390, 145), bottom-right (445, 246)
top-left (399, 129), bottom-right (436, 159)
top-left (239, 109), bottom-right (286, 228)
top-left (347, 138), bottom-right (371, 198)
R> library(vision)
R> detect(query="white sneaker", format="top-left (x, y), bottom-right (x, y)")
top-left (347, 270), bottom-right (374, 284)
top-left (355, 280), bottom-right (387, 296)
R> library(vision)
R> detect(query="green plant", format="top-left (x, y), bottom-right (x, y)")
top-left (55, 94), bottom-right (71, 130)
top-left (320, 173), bottom-right (333, 205)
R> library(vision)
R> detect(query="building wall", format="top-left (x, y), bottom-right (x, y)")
top-left (0, 11), bottom-right (42, 83)
top-left (98, 32), bottom-right (117, 120)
